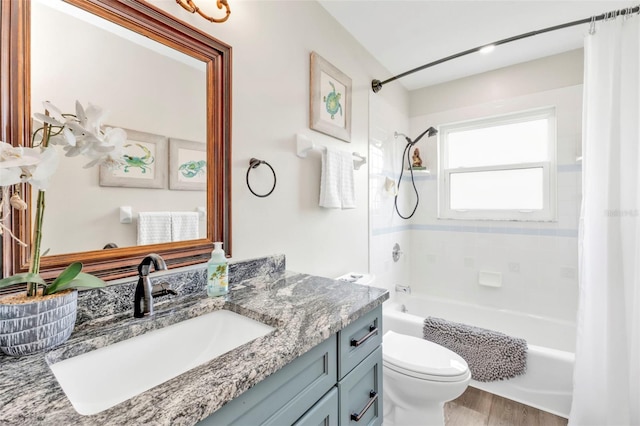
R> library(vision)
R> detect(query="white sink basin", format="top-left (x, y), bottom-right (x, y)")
top-left (49, 309), bottom-right (274, 415)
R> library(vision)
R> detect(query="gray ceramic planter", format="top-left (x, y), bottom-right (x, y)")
top-left (0, 290), bottom-right (77, 356)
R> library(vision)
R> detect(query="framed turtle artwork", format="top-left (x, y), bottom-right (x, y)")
top-left (169, 138), bottom-right (207, 191)
top-left (99, 128), bottom-right (167, 189)
top-left (309, 51), bottom-right (352, 143)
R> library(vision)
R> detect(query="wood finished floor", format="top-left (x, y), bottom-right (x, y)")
top-left (444, 387), bottom-right (568, 426)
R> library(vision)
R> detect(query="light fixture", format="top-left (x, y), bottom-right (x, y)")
top-left (176, 0), bottom-right (231, 23)
top-left (479, 44), bottom-right (496, 54)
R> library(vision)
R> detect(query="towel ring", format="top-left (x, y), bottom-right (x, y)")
top-left (246, 158), bottom-right (276, 198)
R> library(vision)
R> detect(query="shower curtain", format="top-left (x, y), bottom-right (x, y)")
top-left (570, 14), bottom-right (640, 426)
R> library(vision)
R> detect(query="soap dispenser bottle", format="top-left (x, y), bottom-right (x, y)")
top-left (207, 242), bottom-right (228, 297)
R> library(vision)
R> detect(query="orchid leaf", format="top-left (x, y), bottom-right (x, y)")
top-left (45, 272), bottom-right (105, 295)
top-left (44, 262), bottom-right (82, 294)
top-left (53, 262), bottom-right (82, 285)
top-left (0, 273), bottom-right (45, 289)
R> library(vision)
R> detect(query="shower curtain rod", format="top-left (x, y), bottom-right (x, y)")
top-left (371, 4), bottom-right (640, 93)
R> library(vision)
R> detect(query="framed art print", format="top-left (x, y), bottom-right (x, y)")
top-left (169, 138), bottom-right (207, 191)
top-left (99, 128), bottom-right (167, 189)
top-left (310, 51), bottom-right (352, 142)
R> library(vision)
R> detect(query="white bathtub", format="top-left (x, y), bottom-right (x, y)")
top-left (383, 295), bottom-right (575, 418)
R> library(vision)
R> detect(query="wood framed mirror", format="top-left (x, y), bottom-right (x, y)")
top-left (0, 0), bottom-right (231, 282)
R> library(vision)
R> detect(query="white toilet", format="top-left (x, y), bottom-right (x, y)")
top-left (335, 272), bottom-right (471, 426)
top-left (382, 330), bottom-right (471, 426)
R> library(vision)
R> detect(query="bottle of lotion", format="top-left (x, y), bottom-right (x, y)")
top-left (207, 242), bottom-right (228, 297)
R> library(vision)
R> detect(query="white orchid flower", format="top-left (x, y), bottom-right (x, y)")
top-left (33, 112), bottom-right (65, 128)
top-left (42, 101), bottom-right (65, 123)
top-left (1, 101), bottom-right (129, 290)
top-left (29, 100), bottom-right (128, 171)
top-left (74, 101), bottom-right (87, 128)
top-left (0, 142), bottom-right (41, 187)
top-left (26, 147), bottom-right (59, 191)
top-left (0, 141), bottom-right (59, 190)
top-left (0, 167), bottom-right (23, 187)
top-left (82, 127), bottom-right (127, 169)
top-left (63, 137), bottom-right (95, 157)
top-left (75, 101), bottom-right (109, 138)
top-left (0, 142), bottom-right (36, 165)
top-left (62, 127), bottom-right (77, 147)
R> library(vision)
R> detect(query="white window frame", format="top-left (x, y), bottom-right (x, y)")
top-left (438, 107), bottom-right (557, 221)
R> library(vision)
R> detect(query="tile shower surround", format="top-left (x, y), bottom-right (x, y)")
top-left (0, 254), bottom-right (389, 425)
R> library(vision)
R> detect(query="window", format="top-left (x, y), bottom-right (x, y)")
top-left (438, 107), bottom-right (556, 221)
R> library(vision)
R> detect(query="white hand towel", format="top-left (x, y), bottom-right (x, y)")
top-left (319, 147), bottom-right (356, 209)
top-left (171, 211), bottom-right (200, 242)
top-left (339, 150), bottom-right (356, 209)
top-left (137, 212), bottom-right (172, 245)
top-left (319, 147), bottom-right (342, 208)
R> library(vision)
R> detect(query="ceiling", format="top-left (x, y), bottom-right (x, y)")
top-left (318, 0), bottom-right (638, 91)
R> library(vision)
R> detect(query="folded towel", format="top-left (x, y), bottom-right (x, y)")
top-left (339, 150), bottom-right (355, 209)
top-left (137, 212), bottom-right (172, 245)
top-left (423, 317), bottom-right (527, 382)
top-left (171, 212), bottom-right (200, 242)
top-left (319, 148), bottom-right (341, 208)
top-left (319, 147), bottom-right (355, 209)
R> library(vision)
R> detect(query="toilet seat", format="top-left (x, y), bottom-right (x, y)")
top-left (383, 331), bottom-right (470, 383)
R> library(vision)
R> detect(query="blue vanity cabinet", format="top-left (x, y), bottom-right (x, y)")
top-left (338, 347), bottom-right (383, 426)
top-left (337, 307), bottom-right (383, 426)
top-left (199, 305), bottom-right (383, 426)
top-left (293, 387), bottom-right (339, 426)
top-left (198, 334), bottom-right (337, 426)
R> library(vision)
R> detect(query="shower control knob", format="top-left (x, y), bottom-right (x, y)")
top-left (392, 243), bottom-right (403, 262)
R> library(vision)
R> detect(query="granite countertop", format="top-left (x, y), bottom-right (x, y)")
top-left (0, 263), bottom-right (388, 425)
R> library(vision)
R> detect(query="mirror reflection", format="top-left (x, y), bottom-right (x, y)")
top-left (30, 0), bottom-right (207, 256)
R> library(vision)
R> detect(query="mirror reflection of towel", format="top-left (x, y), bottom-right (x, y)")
top-left (171, 212), bottom-right (199, 242)
top-left (137, 211), bottom-right (199, 245)
top-left (137, 212), bottom-right (172, 245)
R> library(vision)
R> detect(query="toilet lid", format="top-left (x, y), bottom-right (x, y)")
top-left (383, 331), bottom-right (469, 382)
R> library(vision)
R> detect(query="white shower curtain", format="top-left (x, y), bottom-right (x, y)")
top-left (570, 14), bottom-right (640, 426)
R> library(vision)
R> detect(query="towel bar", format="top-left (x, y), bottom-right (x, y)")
top-left (296, 133), bottom-right (366, 170)
top-left (119, 206), bottom-right (206, 223)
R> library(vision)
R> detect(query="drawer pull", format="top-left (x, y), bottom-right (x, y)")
top-left (350, 325), bottom-right (378, 347)
top-left (350, 390), bottom-right (378, 422)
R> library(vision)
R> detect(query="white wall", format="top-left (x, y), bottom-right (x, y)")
top-left (406, 50), bottom-right (583, 322)
top-left (145, 0), bottom-right (408, 278)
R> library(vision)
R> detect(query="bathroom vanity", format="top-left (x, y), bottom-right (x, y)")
top-left (201, 305), bottom-right (383, 425)
top-left (0, 255), bottom-right (388, 425)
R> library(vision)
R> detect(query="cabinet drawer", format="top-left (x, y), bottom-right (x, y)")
top-left (338, 346), bottom-right (382, 426)
top-left (293, 387), bottom-right (339, 426)
top-left (200, 334), bottom-right (337, 426)
top-left (338, 306), bottom-right (382, 379)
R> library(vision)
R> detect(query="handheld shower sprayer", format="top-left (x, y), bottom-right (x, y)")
top-left (394, 126), bottom-right (438, 219)
top-left (411, 126), bottom-right (438, 145)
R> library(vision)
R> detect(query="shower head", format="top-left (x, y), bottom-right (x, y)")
top-left (411, 126), bottom-right (438, 145)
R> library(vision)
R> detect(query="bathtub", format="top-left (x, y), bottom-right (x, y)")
top-left (383, 295), bottom-right (575, 418)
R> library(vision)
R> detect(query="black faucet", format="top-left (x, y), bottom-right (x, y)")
top-left (134, 253), bottom-right (176, 318)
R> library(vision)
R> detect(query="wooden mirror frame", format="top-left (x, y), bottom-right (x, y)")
top-left (0, 0), bottom-right (231, 281)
